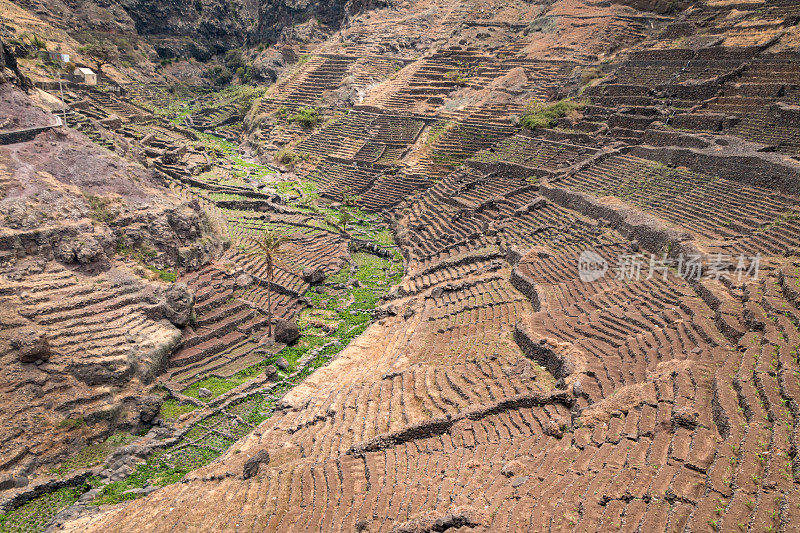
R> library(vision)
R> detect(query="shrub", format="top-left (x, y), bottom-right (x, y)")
top-left (580, 67), bottom-right (603, 85)
top-left (519, 99), bottom-right (586, 130)
top-left (29, 33), bottom-right (47, 51)
top-left (84, 194), bottom-right (115, 223)
top-left (444, 69), bottom-right (469, 86)
top-left (147, 266), bottom-right (177, 283)
top-left (275, 148), bottom-right (301, 166)
top-left (236, 65), bottom-right (252, 83)
top-left (288, 107), bottom-right (320, 129)
top-left (203, 65), bottom-right (233, 86)
top-left (57, 416), bottom-right (85, 429)
top-left (224, 49), bottom-right (245, 71)
top-left (343, 192), bottom-right (361, 207)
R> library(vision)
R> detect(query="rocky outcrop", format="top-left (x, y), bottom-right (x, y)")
top-left (274, 318), bottom-right (300, 344)
top-left (10, 330), bottom-right (51, 363)
top-left (121, 0), bottom-right (249, 59)
top-left (161, 282), bottom-right (195, 327)
top-left (611, 0), bottom-right (691, 15)
top-left (0, 86), bottom-right (226, 272)
top-left (0, 38), bottom-right (29, 88)
top-left (250, 49), bottom-right (287, 84)
top-left (241, 449), bottom-right (270, 479)
top-left (0, 86), bottom-right (225, 482)
top-left (254, 0), bottom-right (390, 44)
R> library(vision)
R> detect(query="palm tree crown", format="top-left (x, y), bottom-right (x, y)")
top-left (246, 230), bottom-right (290, 337)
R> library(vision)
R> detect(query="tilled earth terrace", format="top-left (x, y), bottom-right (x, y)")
top-left (0, 0), bottom-right (797, 531)
top-left (0, 80), bottom-right (405, 530)
top-left (67, 133), bottom-right (800, 531)
top-left (65, 72), bottom-right (800, 533)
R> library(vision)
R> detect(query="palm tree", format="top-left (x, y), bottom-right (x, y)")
top-left (246, 230), bottom-right (290, 337)
top-left (336, 208), bottom-right (354, 235)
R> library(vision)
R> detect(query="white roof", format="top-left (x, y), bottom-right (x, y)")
top-left (75, 67), bottom-right (95, 75)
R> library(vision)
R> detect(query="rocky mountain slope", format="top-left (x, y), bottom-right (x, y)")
top-left (1, 0), bottom-right (800, 531)
top-left (2, 0), bottom-right (378, 85)
top-left (0, 79), bottom-right (225, 495)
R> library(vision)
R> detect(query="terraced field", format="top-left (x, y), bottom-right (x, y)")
top-left (2, 0), bottom-right (800, 531)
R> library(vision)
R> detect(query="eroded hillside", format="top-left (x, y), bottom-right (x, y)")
top-left (1, 0), bottom-right (800, 531)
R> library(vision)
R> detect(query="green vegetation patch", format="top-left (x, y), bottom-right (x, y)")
top-left (159, 399), bottom-right (198, 422)
top-left (84, 194), bottom-right (116, 223)
top-left (37, 102), bottom-right (408, 513)
top-left (94, 393), bottom-right (275, 505)
top-left (147, 266), bottom-right (177, 282)
top-left (0, 486), bottom-right (85, 532)
top-left (50, 433), bottom-right (138, 476)
top-left (183, 375), bottom-right (249, 400)
top-left (519, 99), bottom-right (586, 130)
top-left (275, 148), bottom-right (303, 166)
top-left (288, 107), bottom-right (321, 129)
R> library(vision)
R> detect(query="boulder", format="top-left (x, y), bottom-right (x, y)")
top-left (251, 50), bottom-right (286, 84)
top-left (511, 475), bottom-right (529, 488)
top-left (11, 330), bottom-right (51, 363)
top-left (75, 237), bottom-right (106, 264)
top-left (302, 267), bottom-right (326, 284)
top-left (163, 282), bottom-right (195, 327)
top-left (376, 303), bottom-right (397, 318)
top-left (275, 357), bottom-right (289, 371)
top-left (137, 395), bottom-right (164, 423)
top-left (542, 420), bottom-right (564, 439)
top-left (242, 449), bottom-right (270, 479)
top-left (501, 460), bottom-right (523, 478)
top-left (235, 273), bottom-right (253, 289)
top-left (274, 318), bottom-right (300, 345)
top-left (198, 387), bottom-right (212, 398)
top-left (263, 365), bottom-right (278, 380)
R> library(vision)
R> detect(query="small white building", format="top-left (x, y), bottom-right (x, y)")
top-left (73, 67), bottom-right (97, 86)
top-left (46, 51), bottom-right (70, 64)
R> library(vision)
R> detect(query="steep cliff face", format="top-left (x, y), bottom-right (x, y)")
top-left (12, 0), bottom-right (256, 60)
top-left (0, 38), bottom-right (29, 88)
top-left (119, 0), bottom-right (255, 59)
top-left (120, 0), bottom-right (387, 55)
top-left (10, 0), bottom-right (384, 66)
top-left (254, 0), bottom-right (346, 43)
top-left (611, 0), bottom-right (693, 14)
top-left (253, 0), bottom-right (391, 43)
